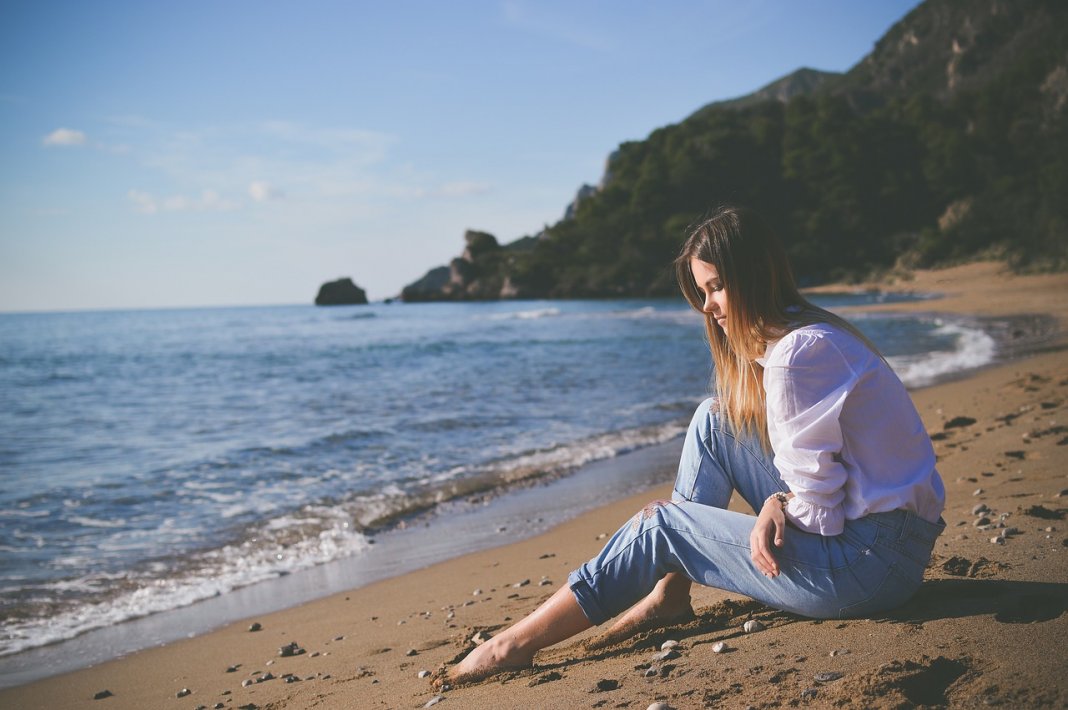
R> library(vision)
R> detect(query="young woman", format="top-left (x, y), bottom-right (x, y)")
top-left (443, 205), bottom-right (946, 684)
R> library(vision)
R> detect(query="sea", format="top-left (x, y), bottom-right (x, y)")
top-left (0, 295), bottom-right (998, 685)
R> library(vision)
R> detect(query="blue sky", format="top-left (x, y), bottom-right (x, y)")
top-left (0, 0), bottom-right (922, 311)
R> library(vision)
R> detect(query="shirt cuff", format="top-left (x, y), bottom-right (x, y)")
top-left (785, 495), bottom-right (844, 536)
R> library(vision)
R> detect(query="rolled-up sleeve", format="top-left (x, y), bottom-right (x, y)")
top-left (763, 333), bottom-right (858, 536)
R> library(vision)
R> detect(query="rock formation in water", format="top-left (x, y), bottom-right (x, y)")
top-left (315, 278), bottom-right (368, 306)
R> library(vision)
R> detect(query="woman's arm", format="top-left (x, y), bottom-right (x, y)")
top-left (764, 330), bottom-right (859, 536)
top-left (750, 491), bottom-right (794, 577)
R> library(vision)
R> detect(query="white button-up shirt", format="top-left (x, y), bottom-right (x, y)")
top-left (757, 323), bottom-right (946, 536)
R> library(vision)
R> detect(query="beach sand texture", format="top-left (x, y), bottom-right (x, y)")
top-left (3, 261), bottom-right (1067, 709)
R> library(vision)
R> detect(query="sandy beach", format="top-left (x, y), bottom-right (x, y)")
top-left (3, 261), bottom-right (1067, 709)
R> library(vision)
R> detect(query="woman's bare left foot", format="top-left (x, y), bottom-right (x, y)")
top-left (434, 635), bottom-right (534, 687)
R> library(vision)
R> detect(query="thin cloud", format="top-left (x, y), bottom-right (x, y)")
top-left (259, 121), bottom-right (396, 163)
top-left (435, 181), bottom-right (491, 198)
top-left (42, 128), bottom-right (87, 147)
top-left (128, 189), bottom-right (239, 214)
top-left (248, 181), bottom-right (284, 202)
top-left (128, 190), bottom-right (158, 214)
top-left (501, 0), bottom-right (613, 51)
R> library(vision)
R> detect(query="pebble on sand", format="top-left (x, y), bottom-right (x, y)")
top-left (814, 671), bottom-right (844, 683)
top-left (424, 695), bottom-right (444, 707)
top-left (471, 631), bottom-right (492, 645)
top-left (418, 670), bottom-right (431, 679)
top-left (176, 688), bottom-right (191, 698)
top-left (652, 649), bottom-right (679, 662)
top-left (92, 689), bottom-right (113, 700)
top-left (513, 579), bottom-right (530, 587)
top-left (712, 642), bottom-right (728, 653)
top-left (248, 622), bottom-right (262, 632)
top-left (743, 619), bottom-right (765, 633)
top-left (660, 639), bottom-right (678, 651)
top-left (647, 703), bottom-right (674, 710)
top-left (279, 642), bottom-right (305, 657)
top-left (406, 648), bottom-right (419, 656)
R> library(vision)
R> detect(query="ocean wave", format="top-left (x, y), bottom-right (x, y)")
top-left (0, 419), bottom-right (691, 657)
top-left (0, 508), bottom-right (372, 657)
top-left (889, 321), bottom-right (997, 388)
top-left (339, 419), bottom-right (691, 529)
top-left (486, 307), bottom-right (561, 321)
top-left (66, 516), bottom-right (126, 529)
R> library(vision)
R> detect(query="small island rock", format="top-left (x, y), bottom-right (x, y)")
top-left (315, 278), bottom-right (368, 306)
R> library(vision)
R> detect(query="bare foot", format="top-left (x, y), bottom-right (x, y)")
top-left (436, 635), bottom-right (534, 687)
top-left (585, 578), bottom-right (695, 650)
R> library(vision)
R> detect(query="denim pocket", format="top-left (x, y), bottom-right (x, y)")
top-left (836, 560), bottom-right (921, 619)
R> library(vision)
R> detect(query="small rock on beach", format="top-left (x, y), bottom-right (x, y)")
top-left (279, 642), bottom-right (305, 657)
top-left (814, 671), bottom-right (844, 683)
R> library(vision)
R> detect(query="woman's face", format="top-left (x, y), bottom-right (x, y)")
top-left (690, 258), bottom-right (729, 333)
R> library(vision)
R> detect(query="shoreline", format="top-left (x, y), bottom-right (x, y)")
top-left (3, 261), bottom-right (1067, 708)
top-left (0, 307), bottom-right (1036, 682)
top-left (0, 296), bottom-right (1018, 670)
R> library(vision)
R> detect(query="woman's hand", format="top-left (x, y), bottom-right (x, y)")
top-left (750, 496), bottom-right (787, 577)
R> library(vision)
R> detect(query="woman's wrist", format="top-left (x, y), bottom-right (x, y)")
top-left (765, 491), bottom-right (790, 512)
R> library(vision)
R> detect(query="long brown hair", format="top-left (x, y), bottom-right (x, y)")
top-left (674, 206), bottom-right (880, 447)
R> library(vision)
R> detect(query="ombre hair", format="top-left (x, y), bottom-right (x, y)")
top-left (675, 205), bottom-right (881, 448)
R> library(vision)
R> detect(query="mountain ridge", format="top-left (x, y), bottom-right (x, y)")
top-left (400, 0), bottom-right (1067, 302)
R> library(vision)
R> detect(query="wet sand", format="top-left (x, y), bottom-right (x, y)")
top-left (3, 261), bottom-right (1067, 709)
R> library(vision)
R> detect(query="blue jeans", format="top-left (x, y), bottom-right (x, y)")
top-left (568, 398), bottom-right (944, 622)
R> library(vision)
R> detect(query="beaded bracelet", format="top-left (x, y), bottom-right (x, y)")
top-left (765, 491), bottom-right (789, 511)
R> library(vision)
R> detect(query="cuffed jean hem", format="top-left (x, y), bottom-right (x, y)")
top-left (567, 573), bottom-right (611, 626)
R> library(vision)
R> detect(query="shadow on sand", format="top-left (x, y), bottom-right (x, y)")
top-left (889, 578), bottom-right (1068, 624)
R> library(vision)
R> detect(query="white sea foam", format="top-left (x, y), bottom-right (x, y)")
top-left (66, 516), bottom-right (125, 529)
top-left (458, 419), bottom-right (690, 488)
top-left (889, 321), bottom-right (997, 388)
top-left (487, 307), bottom-right (561, 321)
top-left (0, 508), bottom-right (371, 657)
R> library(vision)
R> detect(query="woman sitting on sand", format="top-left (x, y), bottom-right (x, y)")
top-left (445, 205), bottom-right (946, 684)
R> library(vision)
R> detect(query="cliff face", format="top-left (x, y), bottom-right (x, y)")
top-left (843, 0), bottom-right (1062, 99)
top-left (402, 231), bottom-right (539, 302)
top-left (402, 0), bottom-right (1068, 301)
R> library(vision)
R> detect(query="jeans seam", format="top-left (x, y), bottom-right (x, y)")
top-left (707, 426), bottom-right (787, 500)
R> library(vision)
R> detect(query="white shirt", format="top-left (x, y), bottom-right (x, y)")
top-left (757, 323), bottom-right (945, 536)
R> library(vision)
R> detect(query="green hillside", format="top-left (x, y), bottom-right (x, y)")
top-left (403, 0), bottom-right (1068, 302)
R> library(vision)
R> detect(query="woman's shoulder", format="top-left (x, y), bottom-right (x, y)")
top-left (763, 322), bottom-right (860, 368)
